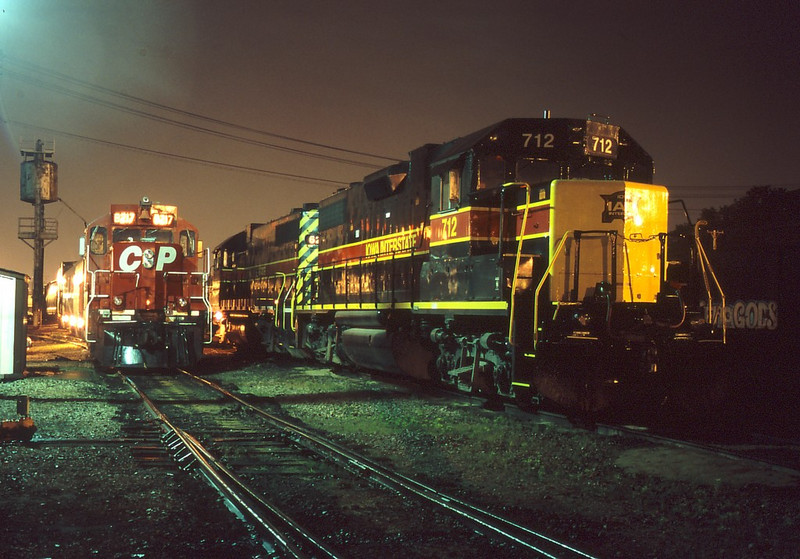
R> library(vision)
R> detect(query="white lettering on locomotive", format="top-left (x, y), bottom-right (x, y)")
top-left (118, 245), bottom-right (179, 272)
top-left (119, 245), bottom-right (143, 271)
top-left (156, 246), bottom-right (178, 270)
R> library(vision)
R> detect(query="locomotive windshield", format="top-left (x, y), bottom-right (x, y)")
top-left (89, 226), bottom-right (107, 255)
top-left (476, 155), bottom-right (506, 191)
top-left (113, 228), bottom-right (174, 244)
top-left (179, 230), bottom-right (196, 256)
top-left (515, 158), bottom-right (563, 186)
top-left (474, 154), bottom-right (651, 196)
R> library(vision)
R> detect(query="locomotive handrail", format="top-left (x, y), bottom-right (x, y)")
top-left (274, 272), bottom-right (287, 329)
top-left (694, 220), bottom-right (727, 343)
top-left (283, 279), bottom-right (296, 332)
top-left (85, 268), bottom-right (112, 343)
top-left (202, 247), bottom-right (212, 342)
top-left (358, 256), bottom-right (363, 308)
top-left (160, 252), bottom-right (212, 344)
top-left (623, 237), bottom-right (634, 302)
top-left (532, 231), bottom-right (572, 350)
top-left (162, 270), bottom-right (212, 311)
top-left (374, 254), bottom-right (379, 308)
top-left (506, 182), bottom-right (531, 345)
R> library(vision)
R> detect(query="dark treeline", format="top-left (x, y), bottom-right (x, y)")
top-left (670, 187), bottom-right (800, 435)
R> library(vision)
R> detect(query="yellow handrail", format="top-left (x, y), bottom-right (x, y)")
top-left (507, 183), bottom-right (531, 344)
top-left (532, 230), bottom-right (572, 350)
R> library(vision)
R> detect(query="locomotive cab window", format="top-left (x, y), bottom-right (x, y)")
top-left (180, 230), bottom-right (196, 256)
top-left (448, 170), bottom-right (461, 209)
top-left (476, 155), bottom-right (507, 191)
top-left (431, 169), bottom-right (462, 213)
top-left (142, 229), bottom-right (173, 243)
top-left (89, 226), bottom-right (107, 255)
top-left (516, 158), bottom-right (563, 186)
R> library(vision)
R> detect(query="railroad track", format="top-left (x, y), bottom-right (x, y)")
top-left (28, 331), bottom-right (88, 349)
top-left (119, 370), bottom-right (597, 558)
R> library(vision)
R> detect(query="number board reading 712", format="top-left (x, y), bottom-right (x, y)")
top-left (585, 121), bottom-right (619, 159)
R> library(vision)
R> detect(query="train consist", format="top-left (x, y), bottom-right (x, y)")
top-left (213, 116), bottom-right (726, 417)
top-left (49, 197), bottom-right (211, 368)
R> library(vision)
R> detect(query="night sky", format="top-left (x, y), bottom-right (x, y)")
top-left (1, 0), bottom-right (798, 280)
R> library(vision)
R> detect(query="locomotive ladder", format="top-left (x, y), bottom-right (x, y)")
top-left (85, 268), bottom-right (114, 343)
top-left (532, 231), bottom-right (571, 350)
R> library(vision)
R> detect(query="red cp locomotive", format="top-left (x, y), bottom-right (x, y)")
top-left (61, 197), bottom-right (210, 368)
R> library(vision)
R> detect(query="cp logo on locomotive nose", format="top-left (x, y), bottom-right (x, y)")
top-left (118, 245), bottom-right (178, 272)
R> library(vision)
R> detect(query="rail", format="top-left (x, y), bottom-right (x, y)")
top-left (181, 369), bottom-right (597, 558)
top-left (123, 374), bottom-right (339, 558)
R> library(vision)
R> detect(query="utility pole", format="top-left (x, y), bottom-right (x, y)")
top-left (18, 139), bottom-right (59, 328)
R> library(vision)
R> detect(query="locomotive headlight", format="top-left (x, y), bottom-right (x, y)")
top-left (177, 297), bottom-right (188, 309)
top-left (142, 248), bottom-right (155, 269)
top-left (113, 296), bottom-right (123, 307)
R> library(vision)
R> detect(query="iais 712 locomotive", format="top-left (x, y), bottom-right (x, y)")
top-left (212, 116), bottom-right (725, 418)
top-left (55, 197), bottom-right (211, 368)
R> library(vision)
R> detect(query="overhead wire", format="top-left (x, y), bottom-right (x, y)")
top-left (9, 119), bottom-right (350, 188)
top-left (1, 53), bottom-right (400, 164)
top-left (2, 55), bottom-right (796, 197)
top-left (3, 67), bottom-right (388, 169)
